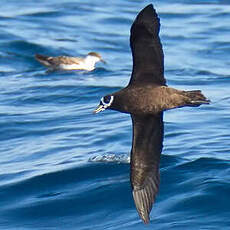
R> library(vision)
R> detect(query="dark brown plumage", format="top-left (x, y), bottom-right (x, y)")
top-left (94, 4), bottom-right (210, 224)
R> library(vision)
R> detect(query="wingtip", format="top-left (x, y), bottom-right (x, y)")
top-left (132, 4), bottom-right (159, 34)
top-left (132, 171), bottom-right (160, 224)
top-left (141, 214), bottom-right (150, 224)
top-left (133, 188), bottom-right (154, 224)
top-left (138, 4), bottom-right (157, 18)
top-left (144, 4), bottom-right (154, 10)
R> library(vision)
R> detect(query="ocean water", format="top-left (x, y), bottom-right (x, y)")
top-left (0, 0), bottom-right (229, 229)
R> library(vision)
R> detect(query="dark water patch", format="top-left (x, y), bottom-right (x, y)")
top-left (159, 157), bottom-right (230, 223)
top-left (98, 16), bottom-right (132, 26)
top-left (160, 154), bottom-right (187, 170)
top-left (0, 40), bottom-right (51, 57)
top-left (0, 31), bottom-right (22, 43)
top-left (0, 170), bottom-right (33, 186)
top-left (208, 11), bottom-right (230, 18)
top-left (175, 157), bottom-right (230, 174)
top-left (0, 163), bottom-right (131, 225)
top-left (54, 38), bottom-right (77, 42)
top-left (22, 10), bottom-right (62, 18)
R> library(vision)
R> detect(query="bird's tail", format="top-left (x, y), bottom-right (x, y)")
top-left (184, 90), bottom-right (210, 106)
top-left (35, 54), bottom-right (52, 67)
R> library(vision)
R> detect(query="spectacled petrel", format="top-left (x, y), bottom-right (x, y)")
top-left (94, 4), bottom-right (209, 224)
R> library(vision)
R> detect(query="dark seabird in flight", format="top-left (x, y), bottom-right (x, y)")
top-left (94, 4), bottom-right (209, 224)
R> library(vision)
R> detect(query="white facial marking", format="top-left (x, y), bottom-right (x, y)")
top-left (86, 55), bottom-right (100, 63)
top-left (101, 95), bottom-right (114, 108)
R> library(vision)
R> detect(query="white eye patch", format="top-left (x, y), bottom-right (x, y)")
top-left (101, 95), bottom-right (114, 108)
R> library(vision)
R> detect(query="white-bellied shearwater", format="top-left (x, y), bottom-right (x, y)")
top-left (35, 52), bottom-right (105, 71)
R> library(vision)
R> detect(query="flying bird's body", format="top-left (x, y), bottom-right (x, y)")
top-left (94, 4), bottom-right (209, 224)
top-left (110, 85), bottom-right (208, 115)
top-left (35, 52), bottom-right (105, 71)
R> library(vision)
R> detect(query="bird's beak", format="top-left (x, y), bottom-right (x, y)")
top-left (100, 59), bottom-right (106, 64)
top-left (93, 104), bottom-right (105, 114)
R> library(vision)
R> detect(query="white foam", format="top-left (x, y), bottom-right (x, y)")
top-left (88, 153), bottom-right (130, 164)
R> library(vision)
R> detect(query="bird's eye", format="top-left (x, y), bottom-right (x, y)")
top-left (101, 95), bottom-right (114, 106)
top-left (104, 96), bottom-right (111, 104)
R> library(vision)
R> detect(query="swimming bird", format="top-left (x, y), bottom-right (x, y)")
top-left (94, 4), bottom-right (210, 224)
top-left (35, 52), bottom-right (105, 71)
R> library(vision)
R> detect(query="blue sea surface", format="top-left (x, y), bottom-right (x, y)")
top-left (0, 0), bottom-right (230, 229)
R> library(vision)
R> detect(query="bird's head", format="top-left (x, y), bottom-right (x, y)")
top-left (94, 95), bottom-right (114, 114)
top-left (87, 52), bottom-right (106, 64)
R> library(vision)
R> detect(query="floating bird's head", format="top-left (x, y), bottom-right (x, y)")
top-left (94, 95), bottom-right (114, 113)
top-left (87, 52), bottom-right (106, 64)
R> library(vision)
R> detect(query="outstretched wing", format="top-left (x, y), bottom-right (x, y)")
top-left (130, 113), bottom-right (164, 223)
top-left (129, 4), bottom-right (166, 86)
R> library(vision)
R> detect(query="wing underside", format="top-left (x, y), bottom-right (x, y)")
top-left (130, 113), bottom-right (164, 223)
top-left (129, 4), bottom-right (166, 86)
